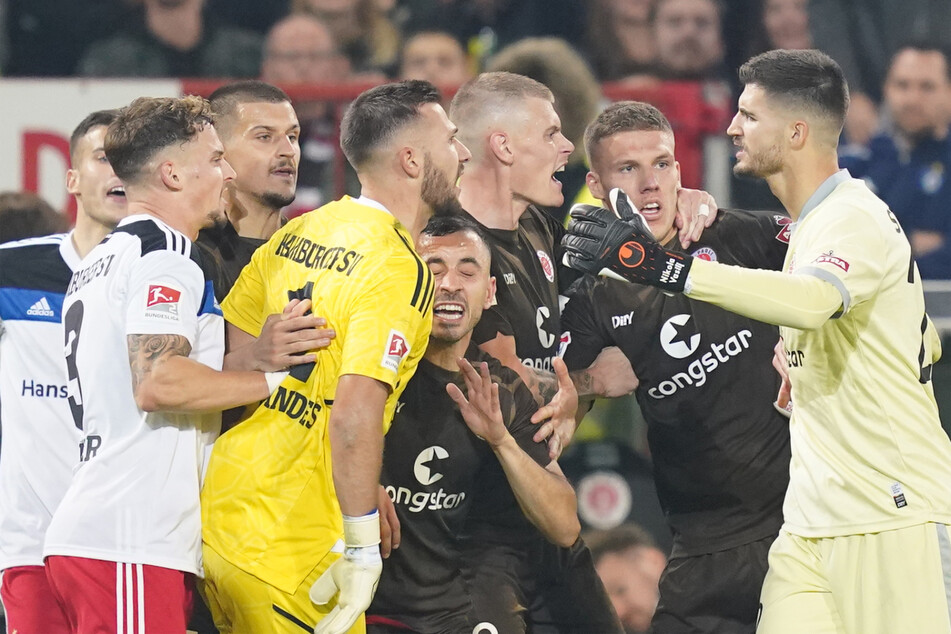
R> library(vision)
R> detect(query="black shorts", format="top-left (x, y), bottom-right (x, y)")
top-left (651, 534), bottom-right (776, 634)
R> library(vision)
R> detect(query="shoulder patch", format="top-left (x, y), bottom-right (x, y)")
top-left (773, 215), bottom-right (793, 244)
top-left (382, 329), bottom-right (410, 372)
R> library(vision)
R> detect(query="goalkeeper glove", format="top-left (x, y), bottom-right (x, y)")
top-left (310, 510), bottom-right (383, 634)
top-left (561, 188), bottom-right (693, 293)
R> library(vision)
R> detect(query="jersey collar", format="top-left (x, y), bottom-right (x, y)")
top-left (799, 169), bottom-right (852, 222)
top-left (352, 195), bottom-right (392, 217)
top-left (61, 230), bottom-right (83, 270)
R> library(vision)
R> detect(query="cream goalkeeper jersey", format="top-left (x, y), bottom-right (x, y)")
top-left (782, 170), bottom-right (951, 537)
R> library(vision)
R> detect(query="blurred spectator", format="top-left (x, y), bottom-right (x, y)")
top-left (841, 42), bottom-right (951, 278)
top-left (396, 0), bottom-right (587, 69)
top-left (651, 0), bottom-right (725, 81)
top-left (747, 0), bottom-right (812, 58)
top-left (809, 0), bottom-right (951, 145)
top-left (586, 524), bottom-right (667, 634)
top-left (206, 0), bottom-right (290, 35)
top-left (260, 13), bottom-right (355, 215)
top-left (77, 0), bottom-right (261, 78)
top-left (292, 0), bottom-right (400, 75)
top-left (4, 0), bottom-right (124, 76)
top-left (486, 37), bottom-right (602, 220)
top-left (399, 30), bottom-right (472, 88)
top-left (0, 191), bottom-right (69, 244)
top-left (583, 0), bottom-right (656, 82)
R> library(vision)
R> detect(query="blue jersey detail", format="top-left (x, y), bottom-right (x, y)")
top-left (0, 287), bottom-right (65, 323)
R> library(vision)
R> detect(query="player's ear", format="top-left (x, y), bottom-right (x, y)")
top-left (399, 146), bottom-right (422, 179)
top-left (66, 168), bottom-right (80, 195)
top-left (586, 171), bottom-right (605, 200)
top-left (489, 131), bottom-right (513, 166)
top-left (159, 160), bottom-right (183, 191)
top-left (485, 275), bottom-right (497, 309)
top-left (789, 120), bottom-right (807, 150)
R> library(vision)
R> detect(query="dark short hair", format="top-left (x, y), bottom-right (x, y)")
top-left (420, 214), bottom-right (492, 263)
top-left (890, 40), bottom-right (951, 81)
top-left (585, 523), bottom-right (659, 564)
top-left (584, 101), bottom-right (673, 165)
top-left (0, 191), bottom-right (69, 244)
top-left (738, 49), bottom-right (849, 135)
top-left (105, 96), bottom-right (216, 184)
top-left (209, 80), bottom-right (293, 134)
top-left (69, 109), bottom-right (121, 162)
top-left (340, 80), bottom-right (442, 169)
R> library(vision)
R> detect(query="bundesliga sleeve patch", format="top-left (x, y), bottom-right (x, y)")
top-left (773, 215), bottom-right (793, 243)
top-left (813, 254), bottom-right (850, 272)
top-left (145, 284), bottom-right (182, 320)
top-left (382, 329), bottom-right (410, 372)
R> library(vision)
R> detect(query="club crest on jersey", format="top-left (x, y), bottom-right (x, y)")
top-left (691, 246), bottom-right (717, 262)
top-left (145, 284), bottom-right (181, 320)
top-left (536, 250), bottom-right (555, 283)
top-left (813, 253), bottom-right (849, 272)
top-left (773, 215), bottom-right (793, 243)
top-left (382, 329), bottom-right (410, 372)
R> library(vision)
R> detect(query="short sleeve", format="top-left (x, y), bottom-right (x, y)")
top-left (559, 278), bottom-right (609, 371)
top-left (493, 366), bottom-right (551, 467)
top-left (124, 251), bottom-right (204, 346)
top-left (337, 260), bottom-right (431, 389)
top-left (792, 206), bottom-right (887, 314)
top-left (471, 306), bottom-right (515, 346)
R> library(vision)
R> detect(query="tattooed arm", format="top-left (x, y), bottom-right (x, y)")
top-left (128, 333), bottom-right (272, 413)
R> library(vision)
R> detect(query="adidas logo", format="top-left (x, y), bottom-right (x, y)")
top-left (26, 297), bottom-right (55, 317)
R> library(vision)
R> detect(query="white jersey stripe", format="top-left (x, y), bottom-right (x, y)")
top-left (937, 524), bottom-right (951, 627)
top-left (116, 561), bottom-right (123, 634)
top-left (136, 563), bottom-right (145, 634)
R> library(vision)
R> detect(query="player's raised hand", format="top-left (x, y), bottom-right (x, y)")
top-left (248, 298), bottom-right (336, 371)
top-left (674, 187), bottom-right (718, 248)
top-left (530, 358), bottom-right (579, 459)
top-left (562, 188), bottom-right (693, 293)
top-left (447, 359), bottom-right (508, 447)
top-left (310, 511), bottom-right (383, 634)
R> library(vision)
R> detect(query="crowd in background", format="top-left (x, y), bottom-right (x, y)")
top-left (3, 3), bottom-right (951, 632)
top-left (3, 0), bottom-right (951, 277)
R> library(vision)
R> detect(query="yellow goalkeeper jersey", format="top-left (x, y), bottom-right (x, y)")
top-left (201, 196), bottom-right (433, 593)
top-left (781, 172), bottom-right (951, 537)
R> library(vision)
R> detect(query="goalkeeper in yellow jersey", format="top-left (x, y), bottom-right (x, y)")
top-left (199, 80), bottom-right (471, 634)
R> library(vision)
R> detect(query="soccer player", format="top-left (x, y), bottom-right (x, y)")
top-left (197, 80), bottom-right (301, 301)
top-left (0, 110), bottom-right (126, 633)
top-left (450, 70), bottom-right (624, 633)
top-left (560, 101), bottom-right (792, 632)
top-left (42, 96), bottom-right (293, 633)
top-left (199, 80), bottom-right (470, 634)
top-left (367, 214), bottom-right (580, 633)
top-left (562, 49), bottom-right (951, 634)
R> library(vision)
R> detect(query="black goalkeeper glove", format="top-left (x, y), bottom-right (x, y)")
top-left (561, 188), bottom-right (693, 293)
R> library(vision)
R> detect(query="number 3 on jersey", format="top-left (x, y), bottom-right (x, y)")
top-left (63, 300), bottom-right (85, 431)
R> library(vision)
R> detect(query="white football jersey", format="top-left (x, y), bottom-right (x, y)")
top-left (0, 233), bottom-right (82, 569)
top-left (43, 215), bottom-right (223, 574)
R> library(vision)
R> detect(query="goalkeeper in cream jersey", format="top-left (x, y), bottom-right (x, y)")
top-left (562, 49), bottom-right (951, 634)
top-left (200, 80), bottom-right (471, 634)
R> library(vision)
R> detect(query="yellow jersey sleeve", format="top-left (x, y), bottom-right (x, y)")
top-left (789, 191), bottom-right (891, 314)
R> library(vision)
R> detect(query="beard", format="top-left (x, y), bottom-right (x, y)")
top-left (421, 154), bottom-right (464, 217)
top-left (733, 143), bottom-right (784, 179)
top-left (260, 190), bottom-right (296, 210)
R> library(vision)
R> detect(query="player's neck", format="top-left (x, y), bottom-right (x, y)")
top-left (458, 167), bottom-right (523, 230)
top-left (425, 336), bottom-right (470, 372)
top-left (359, 183), bottom-right (427, 239)
top-left (226, 194), bottom-right (282, 240)
top-left (70, 211), bottom-right (114, 259)
top-left (767, 153), bottom-right (840, 220)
